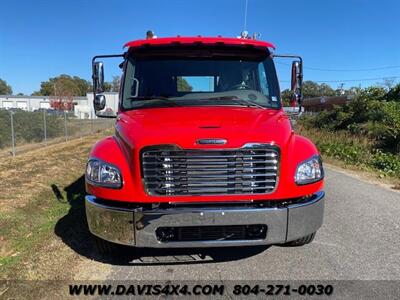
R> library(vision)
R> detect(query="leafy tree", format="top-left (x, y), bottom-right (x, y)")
top-left (0, 78), bottom-right (12, 95)
top-left (381, 78), bottom-right (395, 90)
top-left (32, 74), bottom-right (91, 97)
top-left (385, 83), bottom-right (400, 102)
top-left (281, 81), bottom-right (336, 104)
top-left (343, 86), bottom-right (361, 97)
top-left (111, 76), bottom-right (120, 92)
top-left (177, 77), bottom-right (192, 92)
top-left (280, 89), bottom-right (293, 106)
top-left (102, 82), bottom-right (112, 92)
top-left (282, 81), bottom-right (336, 99)
top-left (31, 75), bottom-right (91, 111)
top-left (301, 81), bottom-right (336, 98)
top-left (302, 84), bottom-right (400, 151)
top-left (101, 76), bottom-right (120, 92)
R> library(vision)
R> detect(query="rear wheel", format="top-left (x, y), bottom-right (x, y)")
top-left (283, 232), bottom-right (316, 247)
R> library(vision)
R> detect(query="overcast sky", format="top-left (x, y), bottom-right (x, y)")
top-left (1, 0), bottom-right (399, 94)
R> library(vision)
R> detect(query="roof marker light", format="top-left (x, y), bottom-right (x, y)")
top-left (146, 30), bottom-right (157, 39)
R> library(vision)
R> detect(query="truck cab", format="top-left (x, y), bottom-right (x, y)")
top-left (85, 36), bottom-right (324, 254)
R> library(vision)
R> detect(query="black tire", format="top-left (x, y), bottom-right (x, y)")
top-left (283, 232), bottom-right (316, 247)
top-left (92, 235), bottom-right (118, 255)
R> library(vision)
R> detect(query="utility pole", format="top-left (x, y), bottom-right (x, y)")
top-left (338, 83), bottom-right (345, 95)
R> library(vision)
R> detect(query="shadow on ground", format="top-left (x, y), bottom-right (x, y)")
top-left (53, 175), bottom-right (270, 266)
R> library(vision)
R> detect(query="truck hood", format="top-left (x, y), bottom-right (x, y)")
top-left (115, 106), bottom-right (292, 150)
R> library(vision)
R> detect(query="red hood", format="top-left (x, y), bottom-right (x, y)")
top-left (115, 106), bottom-right (293, 150)
top-left (88, 106), bottom-right (324, 203)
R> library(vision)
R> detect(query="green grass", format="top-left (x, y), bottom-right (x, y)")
top-left (0, 183), bottom-right (76, 276)
top-left (0, 133), bottom-right (110, 280)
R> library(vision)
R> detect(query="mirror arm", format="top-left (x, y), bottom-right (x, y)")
top-left (273, 54), bottom-right (302, 62)
top-left (91, 53), bottom-right (126, 64)
top-left (92, 53), bottom-right (126, 97)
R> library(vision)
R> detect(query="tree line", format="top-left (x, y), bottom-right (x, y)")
top-left (1, 76), bottom-right (399, 103)
top-left (281, 80), bottom-right (400, 104)
top-left (0, 75), bottom-right (120, 96)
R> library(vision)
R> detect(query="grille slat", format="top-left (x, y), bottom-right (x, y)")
top-left (143, 160), bottom-right (278, 166)
top-left (145, 173), bottom-right (276, 179)
top-left (143, 166), bottom-right (277, 172)
top-left (143, 153), bottom-right (277, 159)
top-left (141, 146), bottom-right (279, 196)
top-left (147, 186), bottom-right (276, 194)
top-left (145, 179), bottom-right (276, 185)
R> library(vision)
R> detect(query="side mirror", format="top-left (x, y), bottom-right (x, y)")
top-left (291, 60), bottom-right (303, 106)
top-left (91, 53), bottom-right (124, 118)
top-left (94, 94), bottom-right (106, 111)
top-left (92, 61), bottom-right (105, 94)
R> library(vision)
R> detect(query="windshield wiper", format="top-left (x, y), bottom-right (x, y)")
top-left (199, 96), bottom-right (265, 109)
top-left (229, 98), bottom-right (266, 109)
top-left (127, 96), bottom-right (180, 107)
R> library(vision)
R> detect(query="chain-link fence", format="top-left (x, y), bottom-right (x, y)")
top-left (0, 109), bottom-right (114, 157)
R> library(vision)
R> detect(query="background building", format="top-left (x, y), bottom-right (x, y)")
top-left (0, 92), bottom-right (119, 119)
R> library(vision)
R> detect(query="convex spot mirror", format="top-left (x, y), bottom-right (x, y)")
top-left (94, 94), bottom-right (106, 111)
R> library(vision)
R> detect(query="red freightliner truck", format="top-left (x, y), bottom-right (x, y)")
top-left (86, 36), bottom-right (324, 254)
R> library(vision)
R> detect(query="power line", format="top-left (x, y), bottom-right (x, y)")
top-left (305, 66), bottom-right (400, 72)
top-left (275, 61), bottom-right (400, 72)
top-left (314, 76), bottom-right (399, 83)
top-left (280, 76), bottom-right (400, 83)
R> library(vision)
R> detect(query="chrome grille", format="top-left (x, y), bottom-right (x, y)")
top-left (141, 145), bottom-right (279, 196)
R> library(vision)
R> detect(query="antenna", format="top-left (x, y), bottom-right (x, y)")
top-left (243, 0), bottom-right (249, 31)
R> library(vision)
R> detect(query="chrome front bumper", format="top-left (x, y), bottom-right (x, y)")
top-left (85, 192), bottom-right (325, 248)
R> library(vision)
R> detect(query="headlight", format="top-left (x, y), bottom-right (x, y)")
top-left (86, 159), bottom-right (122, 188)
top-left (295, 155), bottom-right (324, 185)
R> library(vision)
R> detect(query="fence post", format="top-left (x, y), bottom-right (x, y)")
top-left (90, 111), bottom-right (94, 134)
top-left (43, 110), bottom-right (47, 146)
top-left (10, 111), bottom-right (16, 157)
top-left (64, 111), bottom-right (68, 142)
top-left (79, 116), bottom-right (82, 139)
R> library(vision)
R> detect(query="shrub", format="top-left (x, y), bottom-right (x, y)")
top-left (371, 150), bottom-right (400, 177)
top-left (299, 125), bottom-right (400, 178)
top-left (385, 83), bottom-right (400, 102)
top-left (302, 85), bottom-right (400, 153)
top-left (298, 85), bottom-right (400, 178)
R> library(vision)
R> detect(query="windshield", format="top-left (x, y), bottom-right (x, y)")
top-left (122, 53), bottom-right (281, 110)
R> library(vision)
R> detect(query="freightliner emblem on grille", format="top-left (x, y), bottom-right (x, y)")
top-left (196, 139), bottom-right (227, 145)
